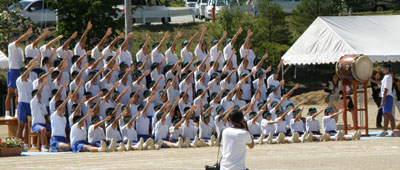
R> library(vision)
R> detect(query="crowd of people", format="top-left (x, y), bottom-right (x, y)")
top-left (5, 22), bottom-right (362, 153)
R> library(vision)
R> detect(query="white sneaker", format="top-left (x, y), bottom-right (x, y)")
top-left (307, 132), bottom-right (313, 142)
top-left (185, 137), bottom-right (191, 148)
top-left (258, 134), bottom-right (265, 144)
top-left (301, 132), bottom-right (308, 143)
top-left (292, 132), bottom-right (300, 143)
top-left (351, 131), bottom-right (358, 140)
top-left (155, 138), bottom-right (162, 150)
top-left (200, 139), bottom-right (207, 147)
top-left (5, 115), bottom-right (13, 120)
top-left (209, 135), bottom-right (216, 147)
top-left (100, 141), bottom-right (107, 152)
top-left (41, 146), bottom-right (48, 152)
top-left (378, 131), bottom-right (388, 137)
top-left (277, 133), bottom-right (285, 144)
top-left (109, 139), bottom-right (117, 152)
top-left (266, 133), bottom-right (273, 144)
top-left (320, 133), bottom-right (329, 142)
top-left (357, 130), bottom-right (362, 140)
top-left (126, 140), bottom-right (132, 151)
top-left (193, 136), bottom-right (199, 147)
top-left (177, 137), bottom-right (183, 148)
top-left (118, 142), bottom-right (126, 151)
top-left (138, 138), bottom-right (144, 150)
top-left (144, 138), bottom-right (155, 150)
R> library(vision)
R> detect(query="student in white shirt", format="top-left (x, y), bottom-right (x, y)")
top-left (199, 102), bottom-right (215, 146)
top-left (88, 116), bottom-right (108, 148)
top-left (306, 108), bottom-right (322, 135)
top-left (376, 63), bottom-right (395, 136)
top-left (41, 35), bottom-right (63, 66)
top-left (30, 78), bottom-right (51, 152)
top-left (181, 106), bottom-right (200, 148)
top-left (195, 26), bottom-right (209, 65)
top-left (321, 108), bottom-right (360, 141)
top-left (26, 29), bottom-right (49, 75)
top-left (70, 110), bottom-right (107, 153)
top-left (50, 93), bottom-right (72, 152)
top-left (106, 112), bottom-right (126, 151)
top-left (209, 31), bottom-right (227, 71)
top-left (151, 32), bottom-right (169, 68)
top-left (136, 34), bottom-right (151, 71)
top-left (220, 110), bottom-right (254, 170)
top-left (165, 32), bottom-right (181, 65)
top-left (6, 29), bottom-right (33, 120)
top-left (91, 28), bottom-right (112, 71)
top-left (101, 33), bottom-right (124, 63)
top-left (74, 21), bottom-right (92, 60)
top-left (117, 32), bottom-right (134, 67)
top-left (223, 27), bottom-right (243, 69)
top-left (135, 96), bottom-right (156, 150)
top-left (16, 62), bottom-right (37, 150)
top-left (240, 29), bottom-right (256, 70)
top-left (181, 31), bottom-right (198, 69)
top-left (266, 59), bottom-right (284, 97)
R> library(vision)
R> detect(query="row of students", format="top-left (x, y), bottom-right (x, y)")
top-left (8, 23), bottom-right (359, 153)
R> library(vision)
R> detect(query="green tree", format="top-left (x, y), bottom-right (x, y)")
top-left (0, 0), bottom-right (38, 52)
top-left (292, 0), bottom-right (342, 37)
top-left (47, 0), bottom-right (123, 48)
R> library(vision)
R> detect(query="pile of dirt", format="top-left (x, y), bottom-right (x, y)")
top-left (291, 90), bottom-right (328, 105)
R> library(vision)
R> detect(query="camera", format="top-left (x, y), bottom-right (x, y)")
top-left (205, 163), bottom-right (220, 170)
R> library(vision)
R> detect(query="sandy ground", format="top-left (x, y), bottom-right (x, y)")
top-left (0, 138), bottom-right (399, 170)
top-left (1, 103), bottom-right (400, 170)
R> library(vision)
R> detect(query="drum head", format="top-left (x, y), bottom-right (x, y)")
top-left (353, 55), bottom-right (373, 81)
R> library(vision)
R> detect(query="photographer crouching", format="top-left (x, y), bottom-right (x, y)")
top-left (220, 110), bottom-right (254, 170)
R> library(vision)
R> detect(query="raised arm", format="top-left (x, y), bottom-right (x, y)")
top-left (170, 32), bottom-right (182, 53)
top-left (185, 31), bottom-right (199, 50)
top-left (78, 21), bottom-right (92, 49)
top-left (62, 31), bottom-right (78, 50)
top-left (15, 28), bottom-right (33, 46)
top-left (230, 27), bottom-right (243, 46)
top-left (157, 32), bottom-right (170, 52)
top-left (216, 31), bottom-right (227, 48)
top-left (32, 28), bottom-right (49, 47)
top-left (121, 32), bottom-right (133, 51)
top-left (97, 27), bottom-right (112, 51)
top-left (46, 35), bottom-right (63, 49)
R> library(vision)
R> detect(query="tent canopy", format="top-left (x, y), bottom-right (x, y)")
top-left (0, 51), bottom-right (8, 69)
top-left (282, 15), bottom-right (400, 65)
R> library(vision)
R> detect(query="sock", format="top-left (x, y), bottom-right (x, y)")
top-left (98, 148), bottom-right (102, 152)
top-left (32, 144), bottom-right (36, 148)
top-left (41, 145), bottom-right (46, 148)
top-left (24, 144), bottom-right (28, 148)
top-left (5, 111), bottom-right (10, 116)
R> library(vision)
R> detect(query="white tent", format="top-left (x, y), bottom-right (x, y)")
top-left (282, 15), bottom-right (400, 65)
top-left (0, 50), bottom-right (8, 69)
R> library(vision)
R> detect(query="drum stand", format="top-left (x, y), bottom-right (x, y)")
top-left (342, 80), bottom-right (369, 136)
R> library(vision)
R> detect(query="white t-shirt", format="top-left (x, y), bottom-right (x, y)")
top-left (91, 45), bottom-right (104, 70)
top-left (210, 45), bottom-right (224, 71)
top-left (181, 122), bottom-right (197, 140)
top-left (239, 45), bottom-right (255, 70)
top-left (199, 118), bottom-right (213, 138)
top-left (16, 77), bottom-right (33, 103)
top-left (381, 74), bottom-right (393, 97)
top-left (50, 112), bottom-right (67, 137)
top-left (274, 119), bottom-right (287, 134)
top-left (121, 124), bottom-right (138, 142)
top-left (106, 125), bottom-right (122, 142)
top-left (151, 48), bottom-right (164, 65)
top-left (247, 120), bottom-right (261, 135)
top-left (306, 116), bottom-right (320, 132)
top-left (221, 127), bottom-right (252, 170)
top-left (70, 123), bottom-right (87, 145)
top-left (261, 119), bottom-right (275, 135)
top-left (8, 42), bottom-right (24, 69)
top-left (323, 116), bottom-right (336, 132)
top-left (267, 75), bottom-right (281, 97)
top-left (118, 49), bottom-right (133, 67)
top-left (30, 96), bottom-right (48, 125)
top-left (195, 44), bottom-right (209, 64)
top-left (290, 119), bottom-right (304, 133)
top-left (136, 49), bottom-right (150, 71)
top-left (88, 125), bottom-right (106, 143)
top-left (223, 42), bottom-right (237, 68)
top-left (135, 115), bottom-right (150, 135)
top-left (25, 44), bottom-right (40, 68)
top-left (169, 126), bottom-right (182, 141)
top-left (154, 121), bottom-right (169, 140)
top-left (165, 48), bottom-right (178, 64)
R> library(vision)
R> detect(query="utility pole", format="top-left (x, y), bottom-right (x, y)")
top-left (125, 0), bottom-right (133, 53)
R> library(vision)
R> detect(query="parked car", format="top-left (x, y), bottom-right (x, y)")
top-left (195, 0), bottom-right (208, 19)
top-left (205, 0), bottom-right (239, 21)
top-left (8, 0), bottom-right (57, 26)
top-left (185, 0), bottom-right (198, 8)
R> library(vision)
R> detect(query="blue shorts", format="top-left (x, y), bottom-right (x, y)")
top-left (326, 130), bottom-right (337, 136)
top-left (31, 123), bottom-right (51, 133)
top-left (50, 136), bottom-right (69, 152)
top-left (138, 134), bottom-right (150, 141)
top-left (382, 95), bottom-right (393, 114)
top-left (72, 140), bottom-right (90, 153)
top-left (90, 141), bottom-right (102, 147)
top-left (17, 102), bottom-right (31, 123)
top-left (7, 69), bottom-right (20, 88)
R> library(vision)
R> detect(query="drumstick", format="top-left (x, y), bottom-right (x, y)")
top-left (374, 106), bottom-right (383, 115)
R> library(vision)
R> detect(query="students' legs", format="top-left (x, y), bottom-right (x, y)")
top-left (82, 145), bottom-right (99, 152)
top-left (374, 97), bottom-right (383, 127)
top-left (57, 143), bottom-right (71, 152)
top-left (5, 88), bottom-right (16, 117)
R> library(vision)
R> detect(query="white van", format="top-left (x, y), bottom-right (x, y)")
top-left (185, 0), bottom-right (198, 8)
top-left (8, 0), bottom-right (57, 25)
top-left (204, 0), bottom-right (239, 21)
top-left (195, 0), bottom-right (209, 19)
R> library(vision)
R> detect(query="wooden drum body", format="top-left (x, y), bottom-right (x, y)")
top-left (336, 54), bottom-right (373, 83)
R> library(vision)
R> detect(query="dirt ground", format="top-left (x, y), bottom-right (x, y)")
top-left (0, 138), bottom-right (399, 170)
top-left (1, 102), bottom-right (400, 170)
